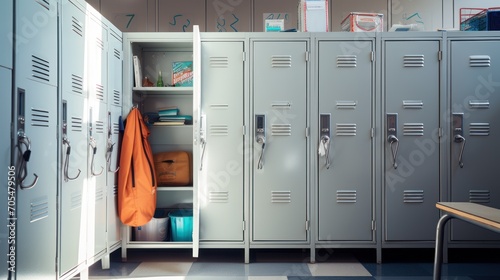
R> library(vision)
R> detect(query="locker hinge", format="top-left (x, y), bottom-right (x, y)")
top-left (305, 51), bottom-right (310, 62)
top-left (438, 51), bottom-right (442, 61)
top-left (370, 51), bottom-right (375, 62)
top-left (306, 220), bottom-right (310, 231)
top-left (306, 127), bottom-right (310, 138)
top-left (243, 51), bottom-right (246, 62)
top-left (371, 220), bottom-right (376, 231)
top-left (371, 127), bottom-right (375, 138)
top-left (242, 125), bottom-right (246, 135)
top-left (438, 127), bottom-right (443, 138)
top-left (243, 221), bottom-right (245, 231)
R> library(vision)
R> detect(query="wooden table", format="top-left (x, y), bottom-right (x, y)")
top-left (433, 202), bottom-right (500, 280)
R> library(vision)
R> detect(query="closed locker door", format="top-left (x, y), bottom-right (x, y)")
top-left (384, 40), bottom-right (440, 241)
top-left (317, 40), bottom-right (374, 241)
top-left (199, 41), bottom-right (244, 241)
top-left (450, 40), bottom-right (500, 241)
top-left (252, 41), bottom-right (308, 241)
top-left (59, 0), bottom-right (88, 274)
top-left (1, 67), bottom-right (12, 280)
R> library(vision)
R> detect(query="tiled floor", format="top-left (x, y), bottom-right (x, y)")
top-left (83, 248), bottom-right (500, 280)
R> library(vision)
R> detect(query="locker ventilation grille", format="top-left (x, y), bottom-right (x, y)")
top-left (403, 190), bottom-right (424, 203)
top-left (468, 100), bottom-right (489, 109)
top-left (113, 123), bottom-right (120, 134)
top-left (96, 187), bottom-right (104, 202)
top-left (96, 38), bottom-right (104, 51)
top-left (31, 55), bottom-right (50, 82)
top-left (71, 117), bottom-right (83, 132)
top-left (336, 101), bottom-right (356, 109)
top-left (95, 84), bottom-right (105, 100)
top-left (113, 185), bottom-right (118, 196)
top-left (337, 55), bottom-right (357, 67)
top-left (113, 90), bottom-right (121, 106)
top-left (403, 55), bottom-right (424, 67)
top-left (72, 74), bottom-right (84, 95)
top-left (336, 190), bottom-right (357, 203)
top-left (114, 48), bottom-right (121, 60)
top-left (469, 55), bottom-right (491, 67)
top-left (30, 197), bottom-right (49, 223)
top-left (271, 124), bottom-right (292, 136)
top-left (209, 125), bottom-right (229, 136)
top-left (469, 190), bottom-right (490, 203)
top-left (271, 191), bottom-right (291, 203)
top-left (469, 123), bottom-right (490, 136)
top-left (209, 191), bottom-right (229, 203)
top-left (72, 17), bottom-right (83, 37)
top-left (209, 57), bottom-right (229, 68)
top-left (35, 0), bottom-right (50, 10)
top-left (271, 56), bottom-right (292, 68)
top-left (71, 192), bottom-right (82, 210)
top-left (31, 108), bottom-right (50, 127)
top-left (336, 124), bottom-right (356, 136)
top-left (403, 100), bottom-right (423, 109)
top-left (403, 123), bottom-right (424, 136)
top-left (95, 120), bottom-right (105, 134)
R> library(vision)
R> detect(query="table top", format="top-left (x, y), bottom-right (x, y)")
top-left (436, 202), bottom-right (500, 230)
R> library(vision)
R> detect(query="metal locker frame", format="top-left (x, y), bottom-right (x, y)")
top-left (312, 32), bottom-right (380, 263)
top-left (249, 33), bottom-right (312, 258)
top-left (446, 31), bottom-right (500, 246)
top-left (381, 32), bottom-right (445, 249)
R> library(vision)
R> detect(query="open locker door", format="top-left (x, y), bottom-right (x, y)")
top-left (192, 25), bottom-right (201, 258)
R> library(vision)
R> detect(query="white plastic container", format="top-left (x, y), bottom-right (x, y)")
top-left (134, 210), bottom-right (169, 241)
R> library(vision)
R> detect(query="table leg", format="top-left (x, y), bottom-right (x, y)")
top-left (433, 214), bottom-right (452, 280)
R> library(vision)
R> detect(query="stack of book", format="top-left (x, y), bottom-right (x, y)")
top-left (153, 107), bottom-right (192, 126)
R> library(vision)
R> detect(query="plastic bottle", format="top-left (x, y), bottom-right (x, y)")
top-left (156, 71), bottom-right (164, 87)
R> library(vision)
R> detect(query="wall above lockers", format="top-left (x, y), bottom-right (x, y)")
top-left (86, 0), bottom-right (487, 33)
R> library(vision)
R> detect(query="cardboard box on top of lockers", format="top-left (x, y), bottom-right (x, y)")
top-left (341, 12), bottom-right (384, 32)
top-left (298, 0), bottom-right (329, 32)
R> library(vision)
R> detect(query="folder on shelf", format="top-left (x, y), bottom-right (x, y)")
top-left (158, 107), bottom-right (180, 116)
top-left (133, 55), bottom-right (143, 87)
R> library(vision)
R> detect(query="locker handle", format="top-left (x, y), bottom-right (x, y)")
top-left (257, 138), bottom-right (266, 169)
top-left (17, 135), bottom-right (39, 190)
top-left (199, 138), bottom-right (206, 171)
top-left (107, 112), bottom-right (120, 173)
top-left (318, 135), bottom-right (331, 169)
top-left (63, 137), bottom-right (82, 181)
top-left (455, 135), bottom-right (466, 168)
top-left (388, 135), bottom-right (399, 169)
top-left (89, 137), bottom-right (104, 176)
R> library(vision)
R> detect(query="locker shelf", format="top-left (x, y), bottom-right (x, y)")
top-left (133, 86), bottom-right (193, 94)
top-left (125, 241), bottom-right (193, 249)
top-left (157, 186), bottom-right (193, 191)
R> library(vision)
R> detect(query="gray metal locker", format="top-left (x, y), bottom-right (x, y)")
top-left (383, 38), bottom-right (441, 241)
top-left (317, 39), bottom-right (375, 241)
top-left (449, 38), bottom-right (500, 241)
top-left (59, 0), bottom-right (88, 274)
top-left (252, 40), bottom-right (309, 241)
top-left (14, 0), bottom-right (58, 279)
top-left (199, 40), bottom-right (245, 241)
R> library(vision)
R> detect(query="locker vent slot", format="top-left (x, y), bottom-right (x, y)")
top-left (31, 108), bottom-right (50, 127)
top-left (271, 55), bottom-right (292, 68)
top-left (403, 55), bottom-right (424, 67)
top-left (336, 101), bottom-right (357, 109)
top-left (114, 48), bottom-right (121, 60)
top-left (30, 197), bottom-right (49, 222)
top-left (403, 123), bottom-right (424, 136)
top-left (403, 100), bottom-right (423, 109)
top-left (469, 55), bottom-right (491, 67)
top-left (403, 190), bottom-right (424, 203)
top-left (72, 17), bottom-right (83, 37)
top-left (71, 117), bottom-right (83, 132)
top-left (336, 190), bottom-right (357, 203)
top-left (113, 90), bottom-right (121, 106)
top-left (337, 55), bottom-right (357, 67)
top-left (271, 191), bottom-right (291, 203)
top-left (113, 185), bottom-right (118, 196)
top-left (209, 125), bottom-right (229, 136)
top-left (209, 191), bottom-right (229, 203)
top-left (72, 74), bottom-right (84, 95)
top-left (96, 38), bottom-right (104, 51)
top-left (95, 84), bottom-right (104, 100)
top-left (210, 104), bottom-right (229, 109)
top-left (469, 190), bottom-right (490, 203)
top-left (71, 192), bottom-right (82, 210)
top-left (95, 120), bottom-right (105, 134)
top-left (271, 124), bottom-right (292, 136)
top-left (209, 57), bottom-right (229, 68)
top-left (336, 124), bottom-right (356, 136)
top-left (468, 100), bottom-right (489, 109)
top-left (113, 123), bottom-right (120, 134)
top-left (31, 55), bottom-right (50, 82)
top-left (96, 187), bottom-right (104, 202)
top-left (35, 0), bottom-right (50, 10)
top-left (469, 123), bottom-right (490, 136)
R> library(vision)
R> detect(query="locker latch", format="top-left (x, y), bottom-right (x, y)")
top-left (106, 111), bottom-right (120, 173)
top-left (453, 113), bottom-right (466, 168)
top-left (386, 113), bottom-right (399, 169)
top-left (318, 114), bottom-right (331, 169)
top-left (255, 114), bottom-right (266, 169)
top-left (62, 100), bottom-right (81, 181)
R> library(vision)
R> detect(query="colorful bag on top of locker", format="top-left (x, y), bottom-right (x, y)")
top-left (154, 151), bottom-right (191, 186)
top-left (118, 107), bottom-right (157, 227)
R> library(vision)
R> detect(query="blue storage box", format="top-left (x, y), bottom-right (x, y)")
top-left (168, 209), bottom-right (193, 241)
